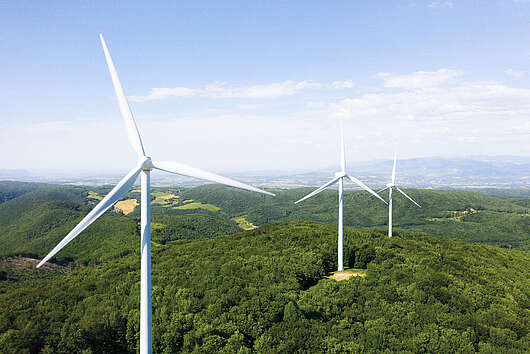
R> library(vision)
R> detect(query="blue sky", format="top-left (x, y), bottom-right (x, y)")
top-left (1, 1), bottom-right (529, 173)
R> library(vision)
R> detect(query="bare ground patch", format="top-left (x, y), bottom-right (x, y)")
top-left (328, 270), bottom-right (366, 281)
top-left (232, 216), bottom-right (258, 230)
top-left (0, 256), bottom-right (71, 272)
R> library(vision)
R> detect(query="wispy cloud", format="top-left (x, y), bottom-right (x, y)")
top-left (375, 69), bottom-right (462, 89)
top-left (504, 68), bottom-right (526, 78)
top-left (333, 69), bottom-right (530, 121)
top-left (129, 80), bottom-right (354, 102)
top-left (5, 69), bottom-right (529, 172)
top-left (129, 87), bottom-right (200, 102)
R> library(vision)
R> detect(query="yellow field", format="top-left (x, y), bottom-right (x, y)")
top-left (174, 202), bottom-right (220, 212)
top-left (87, 191), bottom-right (102, 200)
top-left (152, 193), bottom-right (179, 205)
top-left (114, 199), bottom-right (138, 215)
top-left (232, 216), bottom-right (258, 230)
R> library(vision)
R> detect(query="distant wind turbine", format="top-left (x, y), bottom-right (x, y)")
top-left (36, 34), bottom-right (274, 354)
top-left (377, 154), bottom-right (421, 237)
top-left (294, 122), bottom-right (386, 271)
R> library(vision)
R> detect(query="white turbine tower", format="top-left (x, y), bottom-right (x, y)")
top-left (36, 34), bottom-right (274, 354)
top-left (294, 122), bottom-right (386, 271)
top-left (377, 154), bottom-right (421, 237)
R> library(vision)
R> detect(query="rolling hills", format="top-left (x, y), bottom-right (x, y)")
top-left (180, 185), bottom-right (530, 249)
top-left (0, 181), bottom-right (528, 352)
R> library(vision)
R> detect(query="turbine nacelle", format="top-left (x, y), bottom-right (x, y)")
top-left (386, 183), bottom-right (395, 188)
top-left (141, 156), bottom-right (153, 170)
top-left (335, 171), bottom-right (347, 178)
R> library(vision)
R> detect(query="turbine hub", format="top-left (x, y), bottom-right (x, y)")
top-left (335, 171), bottom-right (347, 178)
top-left (386, 183), bottom-right (395, 188)
top-left (140, 156), bottom-right (153, 170)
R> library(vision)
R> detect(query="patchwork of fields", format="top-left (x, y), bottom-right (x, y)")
top-left (85, 184), bottom-right (528, 248)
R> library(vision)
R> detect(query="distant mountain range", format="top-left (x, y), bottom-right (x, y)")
top-left (240, 156), bottom-right (530, 191)
top-left (346, 156), bottom-right (530, 189)
top-left (1, 156), bottom-right (529, 190)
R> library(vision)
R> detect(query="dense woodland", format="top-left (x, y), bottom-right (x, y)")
top-left (0, 182), bottom-right (528, 353)
top-left (181, 184), bottom-right (530, 249)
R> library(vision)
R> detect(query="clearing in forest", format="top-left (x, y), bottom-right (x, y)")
top-left (232, 216), bottom-right (258, 230)
top-left (328, 269), bottom-right (366, 281)
top-left (115, 199), bottom-right (138, 215)
top-left (152, 193), bottom-right (179, 206)
top-left (0, 256), bottom-right (70, 273)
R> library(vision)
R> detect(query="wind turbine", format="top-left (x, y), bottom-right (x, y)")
top-left (377, 154), bottom-right (421, 237)
top-left (36, 34), bottom-right (274, 354)
top-left (294, 122), bottom-right (386, 271)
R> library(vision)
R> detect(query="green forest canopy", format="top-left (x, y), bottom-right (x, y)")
top-left (0, 182), bottom-right (528, 352)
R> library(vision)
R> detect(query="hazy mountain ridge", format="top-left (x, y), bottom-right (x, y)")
top-left (2, 156), bottom-right (529, 189)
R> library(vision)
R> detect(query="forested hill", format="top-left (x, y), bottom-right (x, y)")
top-left (0, 222), bottom-right (528, 352)
top-left (0, 183), bottom-right (240, 265)
top-left (0, 181), bottom-right (43, 203)
top-left (182, 185), bottom-right (530, 249)
top-left (0, 182), bottom-right (528, 258)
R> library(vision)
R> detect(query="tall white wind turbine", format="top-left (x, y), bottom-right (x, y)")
top-left (294, 122), bottom-right (386, 271)
top-left (36, 34), bottom-right (274, 354)
top-left (377, 154), bottom-right (421, 237)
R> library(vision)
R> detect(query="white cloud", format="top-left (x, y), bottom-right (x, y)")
top-left (128, 80), bottom-right (354, 102)
top-left (504, 68), bottom-right (526, 78)
top-left (330, 80), bottom-right (354, 89)
top-left (129, 87), bottom-right (199, 102)
top-left (376, 69), bottom-right (462, 89)
top-left (333, 81), bottom-right (530, 120)
top-left (4, 69), bottom-right (529, 173)
top-left (336, 68), bottom-right (530, 122)
top-left (203, 80), bottom-right (321, 99)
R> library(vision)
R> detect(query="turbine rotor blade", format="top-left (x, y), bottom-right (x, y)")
top-left (346, 175), bottom-right (387, 204)
top-left (395, 187), bottom-right (421, 208)
top-left (100, 34), bottom-right (146, 157)
top-left (340, 119), bottom-right (346, 172)
top-left (294, 176), bottom-right (340, 204)
top-left (378, 186), bottom-right (390, 194)
top-left (392, 153), bottom-right (397, 185)
top-left (152, 160), bottom-right (274, 196)
top-left (37, 163), bottom-right (143, 268)
top-left (370, 187), bottom-right (390, 198)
